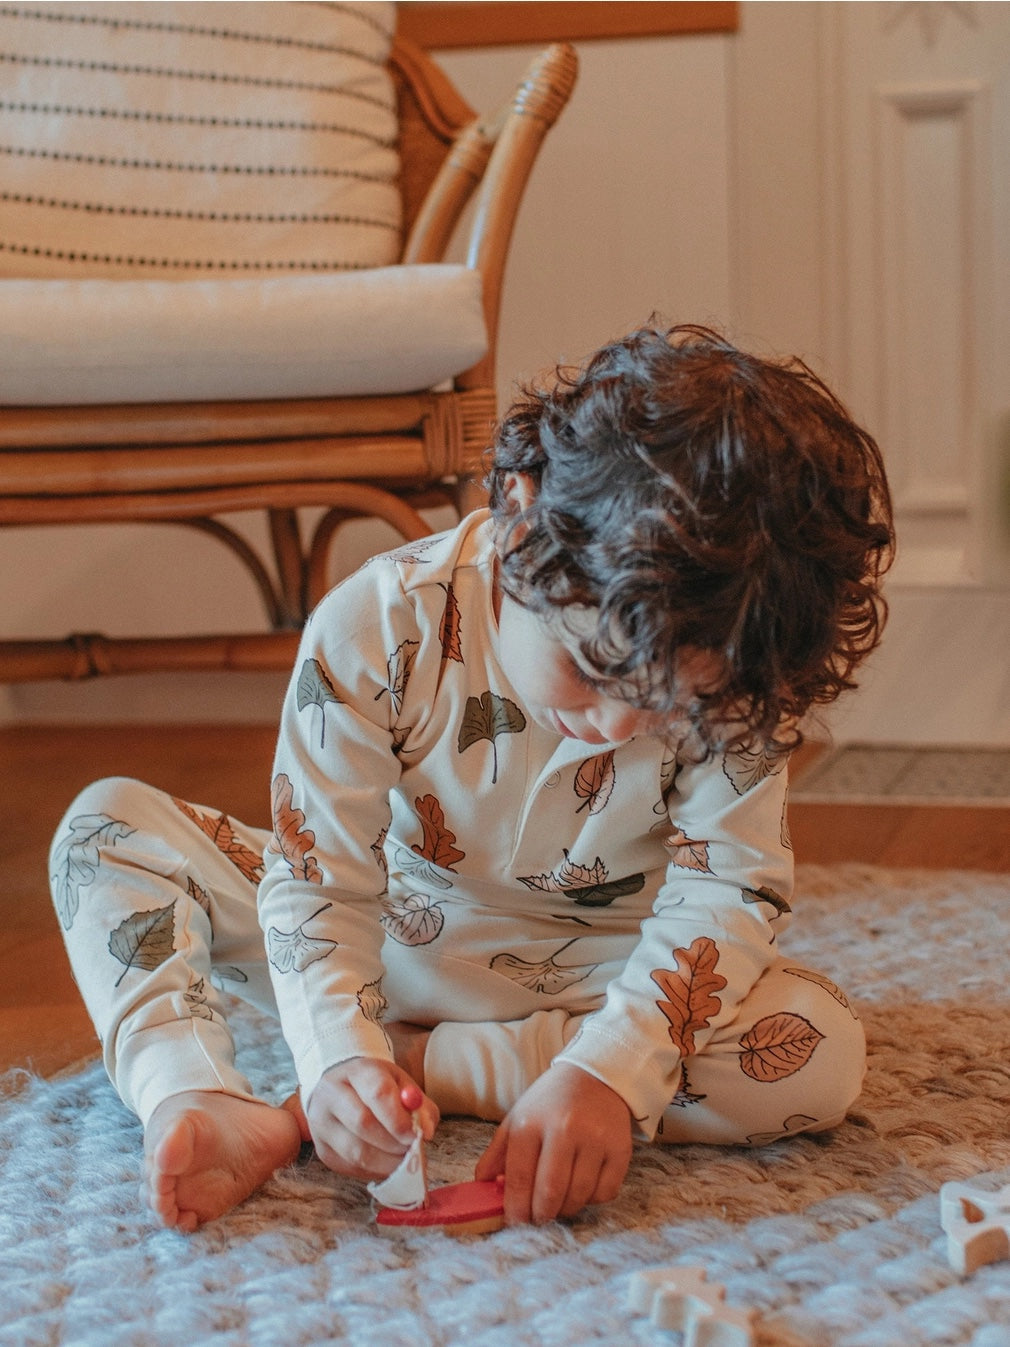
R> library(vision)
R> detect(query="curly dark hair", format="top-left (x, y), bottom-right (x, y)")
top-left (487, 324), bottom-right (894, 750)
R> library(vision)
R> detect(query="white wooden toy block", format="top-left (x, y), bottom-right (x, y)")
top-left (940, 1180), bottom-right (1010, 1275)
top-left (627, 1266), bottom-right (756, 1346)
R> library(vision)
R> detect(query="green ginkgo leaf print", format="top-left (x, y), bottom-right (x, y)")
top-left (374, 640), bottom-right (419, 716)
top-left (296, 657), bottom-right (342, 748)
top-left (457, 690), bottom-right (527, 783)
top-left (51, 812), bottom-right (136, 931)
top-left (109, 902), bottom-right (177, 986)
top-left (266, 903), bottom-right (337, 974)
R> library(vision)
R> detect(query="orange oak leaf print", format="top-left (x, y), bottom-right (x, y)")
top-left (651, 936), bottom-right (727, 1057)
top-left (739, 1012), bottom-right (824, 1082)
top-left (172, 798), bottom-right (264, 883)
top-left (412, 794), bottom-right (465, 871)
top-left (439, 583), bottom-right (463, 665)
top-left (268, 773), bottom-right (323, 883)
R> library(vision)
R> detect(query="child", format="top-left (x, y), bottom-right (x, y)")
top-left (50, 324), bottom-right (894, 1232)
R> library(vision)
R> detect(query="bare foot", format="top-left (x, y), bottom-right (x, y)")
top-left (144, 1091), bottom-right (302, 1231)
top-left (386, 1021), bottom-right (431, 1089)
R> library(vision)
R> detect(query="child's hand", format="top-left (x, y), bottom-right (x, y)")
top-left (306, 1057), bottom-right (439, 1180)
top-left (474, 1062), bottom-right (632, 1225)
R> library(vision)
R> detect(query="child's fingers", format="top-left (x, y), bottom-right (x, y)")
top-left (312, 1115), bottom-right (411, 1180)
top-left (474, 1121), bottom-right (509, 1182)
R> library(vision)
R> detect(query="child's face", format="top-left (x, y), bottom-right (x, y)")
top-left (496, 591), bottom-right (718, 747)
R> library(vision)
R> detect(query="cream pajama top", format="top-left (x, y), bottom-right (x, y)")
top-left (257, 510), bottom-right (795, 1142)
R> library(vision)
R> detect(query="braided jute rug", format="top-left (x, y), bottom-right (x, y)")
top-left (5, 864), bottom-right (1010, 1347)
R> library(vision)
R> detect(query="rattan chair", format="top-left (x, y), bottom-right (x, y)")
top-left (0, 29), bottom-right (577, 682)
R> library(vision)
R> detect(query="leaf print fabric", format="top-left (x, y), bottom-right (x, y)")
top-left (457, 690), bottom-right (526, 783)
top-left (738, 1012), bottom-right (824, 1082)
top-left (381, 893), bottom-right (444, 946)
top-left (784, 966), bottom-right (855, 1015)
top-left (519, 851), bottom-right (644, 907)
top-left (574, 752), bottom-right (615, 814)
top-left (490, 940), bottom-right (598, 995)
top-left (375, 640), bottom-right (419, 716)
top-left (651, 936), bottom-right (727, 1057)
top-left (185, 976), bottom-right (214, 1021)
top-left (722, 739), bottom-right (790, 795)
top-left (171, 798), bottom-right (264, 883)
top-left (357, 977), bottom-right (388, 1025)
top-left (439, 583), bottom-right (463, 665)
top-left (266, 903), bottom-right (338, 973)
top-left (269, 774), bottom-right (323, 883)
top-left (412, 794), bottom-right (464, 872)
top-left (520, 852), bottom-right (608, 893)
top-left (296, 657), bottom-right (342, 748)
top-left (109, 902), bottom-right (176, 985)
top-left (666, 826), bottom-right (713, 873)
top-left (51, 812), bottom-right (136, 930)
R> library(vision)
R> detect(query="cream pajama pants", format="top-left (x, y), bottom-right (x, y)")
top-left (51, 777), bottom-right (866, 1144)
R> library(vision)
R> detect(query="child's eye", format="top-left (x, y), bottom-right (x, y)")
top-left (569, 658), bottom-right (605, 693)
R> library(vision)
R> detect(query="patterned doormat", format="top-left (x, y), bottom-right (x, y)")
top-left (791, 744), bottom-right (1010, 806)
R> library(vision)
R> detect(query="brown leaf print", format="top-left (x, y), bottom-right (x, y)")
top-left (784, 967), bottom-right (856, 1016)
top-left (651, 936), bottom-right (727, 1057)
top-left (374, 640), bottom-right (419, 716)
top-left (666, 825), bottom-right (713, 873)
top-left (574, 751), bottom-right (616, 814)
top-left (412, 794), bottom-right (465, 872)
top-left (172, 798), bottom-right (264, 883)
top-left (109, 902), bottom-right (176, 986)
top-left (439, 583), bottom-right (463, 664)
top-left (518, 851), bottom-right (608, 893)
top-left (268, 774), bottom-right (323, 883)
top-left (722, 739), bottom-right (790, 795)
top-left (739, 1012), bottom-right (824, 1082)
top-left (381, 893), bottom-right (445, 946)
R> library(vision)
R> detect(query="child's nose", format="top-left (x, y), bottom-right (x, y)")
top-left (587, 699), bottom-right (643, 744)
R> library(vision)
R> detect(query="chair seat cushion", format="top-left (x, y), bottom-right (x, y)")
top-left (0, 265), bottom-right (488, 404)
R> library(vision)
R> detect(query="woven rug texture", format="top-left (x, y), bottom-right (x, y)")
top-left (4, 864), bottom-right (1010, 1347)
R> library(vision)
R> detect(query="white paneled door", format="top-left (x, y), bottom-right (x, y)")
top-left (733, 1), bottom-right (1010, 745)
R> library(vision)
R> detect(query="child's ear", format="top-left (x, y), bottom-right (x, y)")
top-left (502, 471), bottom-right (537, 515)
top-left (493, 472), bottom-right (537, 557)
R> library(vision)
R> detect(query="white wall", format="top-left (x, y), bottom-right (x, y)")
top-left (5, 3), bottom-right (1010, 744)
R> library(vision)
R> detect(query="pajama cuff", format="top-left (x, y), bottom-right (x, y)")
top-left (116, 1016), bottom-right (259, 1127)
top-left (555, 1024), bottom-right (681, 1142)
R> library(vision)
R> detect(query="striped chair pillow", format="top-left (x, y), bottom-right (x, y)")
top-left (0, 1), bottom-right (401, 277)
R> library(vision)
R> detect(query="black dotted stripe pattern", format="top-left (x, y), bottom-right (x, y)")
top-left (0, 2), bottom-right (401, 273)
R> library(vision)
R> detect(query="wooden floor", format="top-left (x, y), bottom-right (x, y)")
top-left (4, 725), bottom-right (1009, 1081)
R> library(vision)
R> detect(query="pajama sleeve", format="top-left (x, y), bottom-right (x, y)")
top-left (257, 562), bottom-right (429, 1104)
top-left (554, 738), bottom-right (794, 1140)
